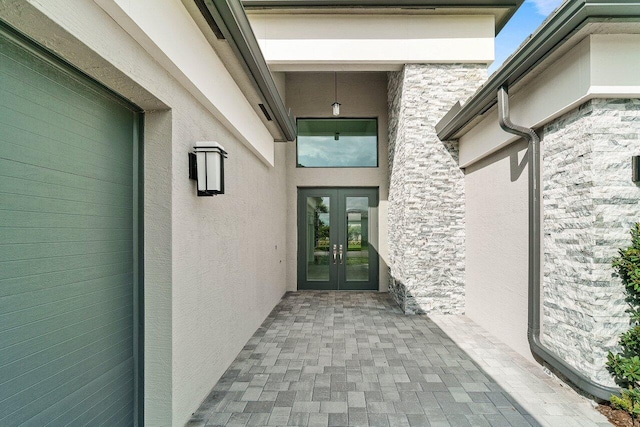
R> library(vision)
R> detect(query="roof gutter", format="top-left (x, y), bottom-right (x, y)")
top-left (242, 0), bottom-right (522, 33)
top-left (195, 0), bottom-right (297, 142)
top-left (497, 87), bottom-right (619, 401)
top-left (436, 0), bottom-right (640, 141)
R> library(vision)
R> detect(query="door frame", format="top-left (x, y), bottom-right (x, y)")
top-left (0, 20), bottom-right (145, 426)
top-left (297, 187), bottom-right (379, 291)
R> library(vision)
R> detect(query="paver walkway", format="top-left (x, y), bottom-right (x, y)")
top-left (187, 292), bottom-right (609, 426)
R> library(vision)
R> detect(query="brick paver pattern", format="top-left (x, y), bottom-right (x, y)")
top-left (187, 292), bottom-right (609, 426)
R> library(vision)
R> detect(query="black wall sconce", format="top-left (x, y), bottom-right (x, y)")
top-left (189, 142), bottom-right (227, 196)
top-left (633, 156), bottom-right (640, 183)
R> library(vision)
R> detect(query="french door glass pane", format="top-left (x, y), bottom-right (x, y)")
top-left (345, 197), bottom-right (369, 281)
top-left (306, 196), bottom-right (331, 281)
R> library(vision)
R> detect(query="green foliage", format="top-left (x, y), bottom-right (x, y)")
top-left (621, 327), bottom-right (640, 357)
top-left (607, 223), bottom-right (640, 418)
top-left (612, 223), bottom-right (640, 314)
top-left (608, 354), bottom-right (640, 384)
top-left (611, 387), bottom-right (640, 418)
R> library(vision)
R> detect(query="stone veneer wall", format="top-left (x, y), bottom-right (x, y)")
top-left (542, 98), bottom-right (640, 386)
top-left (387, 64), bottom-right (486, 314)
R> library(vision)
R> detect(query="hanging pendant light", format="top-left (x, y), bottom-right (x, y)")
top-left (332, 72), bottom-right (341, 116)
top-left (332, 101), bottom-right (340, 116)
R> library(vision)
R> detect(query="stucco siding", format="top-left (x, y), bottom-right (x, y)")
top-left (170, 108), bottom-right (287, 426)
top-left (464, 140), bottom-right (532, 362)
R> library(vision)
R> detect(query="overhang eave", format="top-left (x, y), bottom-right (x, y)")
top-left (435, 0), bottom-right (640, 142)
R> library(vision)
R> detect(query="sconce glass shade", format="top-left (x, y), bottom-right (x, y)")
top-left (332, 102), bottom-right (341, 116)
top-left (189, 142), bottom-right (227, 196)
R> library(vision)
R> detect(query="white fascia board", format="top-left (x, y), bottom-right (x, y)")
top-left (458, 34), bottom-right (640, 168)
top-left (248, 14), bottom-right (494, 70)
top-left (95, 0), bottom-right (276, 166)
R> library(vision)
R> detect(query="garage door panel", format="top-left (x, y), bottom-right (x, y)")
top-left (1, 340), bottom-right (133, 426)
top-left (63, 375), bottom-right (133, 427)
top-left (0, 210), bottom-right (133, 231)
top-left (0, 291), bottom-right (131, 349)
top-left (0, 39), bottom-right (134, 144)
top-left (0, 273), bottom-right (132, 332)
top-left (0, 305), bottom-right (132, 372)
top-left (0, 24), bottom-right (137, 425)
top-left (27, 360), bottom-right (131, 427)
top-left (0, 71), bottom-right (134, 141)
top-left (0, 224), bottom-right (131, 245)
top-left (0, 160), bottom-right (132, 202)
top-left (0, 260), bottom-right (131, 298)
top-left (0, 313), bottom-right (133, 399)
top-left (0, 273), bottom-right (132, 328)
top-left (0, 175), bottom-right (132, 208)
top-left (0, 238), bottom-right (131, 262)
top-left (0, 133), bottom-right (134, 186)
top-left (0, 101), bottom-right (134, 169)
top-left (88, 379), bottom-right (134, 427)
top-left (0, 271), bottom-right (131, 319)
top-left (1, 249), bottom-right (132, 279)
top-left (0, 86), bottom-right (130, 152)
top-left (0, 193), bottom-right (133, 220)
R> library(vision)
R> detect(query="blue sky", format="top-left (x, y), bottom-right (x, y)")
top-left (489, 0), bottom-right (563, 74)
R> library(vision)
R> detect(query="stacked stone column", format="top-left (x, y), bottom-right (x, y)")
top-left (542, 99), bottom-right (640, 386)
top-left (387, 64), bottom-right (486, 314)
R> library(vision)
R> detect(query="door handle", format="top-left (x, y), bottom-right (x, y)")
top-left (332, 244), bottom-right (337, 264)
top-left (339, 244), bottom-right (343, 264)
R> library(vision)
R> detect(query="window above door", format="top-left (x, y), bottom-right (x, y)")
top-left (296, 118), bottom-right (378, 168)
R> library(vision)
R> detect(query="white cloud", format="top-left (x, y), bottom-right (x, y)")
top-left (528, 0), bottom-right (563, 15)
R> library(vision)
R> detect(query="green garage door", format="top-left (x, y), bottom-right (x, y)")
top-left (0, 24), bottom-right (140, 426)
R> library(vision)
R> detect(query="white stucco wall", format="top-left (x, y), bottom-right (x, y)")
top-left (464, 140), bottom-right (533, 362)
top-left (0, 1), bottom-right (288, 425)
top-left (248, 14), bottom-right (495, 71)
top-left (170, 116), bottom-right (287, 427)
top-left (284, 72), bottom-right (390, 291)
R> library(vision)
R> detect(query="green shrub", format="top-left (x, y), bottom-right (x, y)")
top-left (611, 387), bottom-right (640, 418)
top-left (607, 223), bottom-right (640, 417)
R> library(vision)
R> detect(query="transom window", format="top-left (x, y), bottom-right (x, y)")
top-left (296, 118), bottom-right (378, 168)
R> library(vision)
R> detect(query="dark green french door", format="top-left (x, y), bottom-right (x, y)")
top-left (297, 188), bottom-right (379, 290)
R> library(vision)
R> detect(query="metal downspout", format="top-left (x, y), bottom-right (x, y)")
top-left (496, 86), bottom-right (618, 401)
